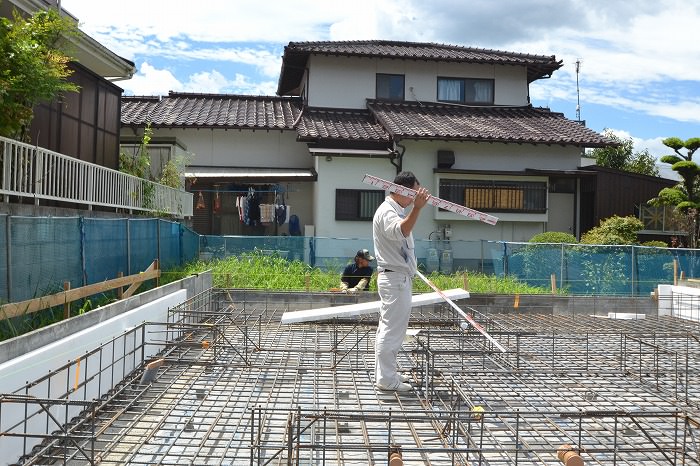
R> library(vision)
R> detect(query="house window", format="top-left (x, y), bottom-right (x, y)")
top-left (336, 189), bottom-right (384, 220)
top-left (120, 143), bottom-right (175, 180)
top-left (376, 74), bottom-right (405, 101)
top-left (638, 205), bottom-right (683, 232)
top-left (549, 177), bottom-right (576, 193)
top-left (439, 179), bottom-right (546, 213)
top-left (437, 77), bottom-right (494, 104)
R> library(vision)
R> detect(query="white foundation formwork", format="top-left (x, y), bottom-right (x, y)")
top-left (3, 289), bottom-right (700, 465)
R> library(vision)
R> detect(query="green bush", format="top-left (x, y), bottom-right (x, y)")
top-left (528, 232), bottom-right (577, 244)
top-left (580, 215), bottom-right (644, 245)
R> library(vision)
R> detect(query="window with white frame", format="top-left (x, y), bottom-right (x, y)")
top-left (376, 73), bottom-right (405, 101)
top-left (439, 179), bottom-right (546, 213)
top-left (336, 189), bottom-right (385, 220)
top-left (437, 77), bottom-right (494, 104)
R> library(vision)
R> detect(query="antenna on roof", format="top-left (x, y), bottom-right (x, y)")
top-left (575, 59), bottom-right (582, 122)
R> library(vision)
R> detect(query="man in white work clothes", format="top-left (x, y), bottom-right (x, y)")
top-left (372, 171), bottom-right (430, 392)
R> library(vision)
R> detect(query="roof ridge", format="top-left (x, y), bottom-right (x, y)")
top-left (165, 91), bottom-right (300, 100)
top-left (285, 39), bottom-right (558, 61)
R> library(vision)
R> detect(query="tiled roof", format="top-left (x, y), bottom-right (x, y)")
top-left (278, 40), bottom-right (562, 95)
top-left (367, 100), bottom-right (614, 148)
top-left (121, 93), bottom-right (302, 129)
top-left (121, 94), bottom-right (613, 148)
top-left (121, 96), bottom-right (160, 125)
top-left (296, 108), bottom-right (390, 142)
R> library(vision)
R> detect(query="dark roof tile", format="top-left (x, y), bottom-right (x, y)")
top-left (367, 100), bottom-right (614, 148)
top-left (121, 96), bottom-right (160, 125)
top-left (296, 108), bottom-right (390, 142)
top-left (121, 93), bottom-right (302, 129)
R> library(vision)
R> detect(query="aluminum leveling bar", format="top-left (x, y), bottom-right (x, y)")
top-left (415, 270), bottom-right (506, 352)
top-left (362, 174), bottom-right (499, 225)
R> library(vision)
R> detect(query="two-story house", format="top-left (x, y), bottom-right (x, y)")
top-left (123, 40), bottom-right (622, 244)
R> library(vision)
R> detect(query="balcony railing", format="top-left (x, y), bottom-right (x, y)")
top-left (0, 136), bottom-right (192, 218)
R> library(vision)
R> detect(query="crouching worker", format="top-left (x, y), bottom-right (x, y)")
top-left (340, 249), bottom-right (375, 293)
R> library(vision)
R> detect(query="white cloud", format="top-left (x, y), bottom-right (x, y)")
top-left (121, 63), bottom-right (278, 96)
top-left (60, 0), bottom-right (700, 144)
top-left (122, 62), bottom-right (181, 95)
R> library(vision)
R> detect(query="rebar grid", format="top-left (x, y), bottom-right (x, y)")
top-left (9, 291), bottom-right (700, 465)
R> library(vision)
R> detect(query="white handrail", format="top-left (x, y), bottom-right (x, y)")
top-left (0, 136), bottom-right (192, 217)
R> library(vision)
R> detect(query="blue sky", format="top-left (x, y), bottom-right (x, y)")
top-left (60, 0), bottom-right (699, 179)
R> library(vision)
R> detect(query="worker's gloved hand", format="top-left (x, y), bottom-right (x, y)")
top-left (347, 287), bottom-right (358, 294)
top-left (339, 282), bottom-right (349, 293)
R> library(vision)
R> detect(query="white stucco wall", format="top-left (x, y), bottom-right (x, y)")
top-left (311, 141), bottom-right (558, 244)
top-left (149, 128), bottom-right (309, 168)
top-left (307, 55), bottom-right (530, 108)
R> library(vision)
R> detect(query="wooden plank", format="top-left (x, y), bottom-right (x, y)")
top-left (280, 288), bottom-right (470, 324)
top-left (123, 259), bottom-right (159, 298)
top-left (0, 262), bottom-right (160, 320)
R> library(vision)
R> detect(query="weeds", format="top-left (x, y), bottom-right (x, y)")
top-left (161, 250), bottom-right (550, 294)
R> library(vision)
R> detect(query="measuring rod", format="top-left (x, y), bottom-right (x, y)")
top-left (416, 270), bottom-right (506, 352)
top-left (362, 174), bottom-right (499, 225)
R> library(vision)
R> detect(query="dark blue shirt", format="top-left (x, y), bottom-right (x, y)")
top-left (341, 263), bottom-right (373, 288)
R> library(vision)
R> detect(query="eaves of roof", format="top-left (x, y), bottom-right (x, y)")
top-left (367, 100), bottom-right (616, 148)
top-left (6, 0), bottom-right (135, 79)
top-left (277, 40), bottom-right (562, 95)
top-left (295, 107), bottom-right (391, 144)
top-left (121, 93), bottom-right (303, 129)
top-left (121, 94), bottom-right (615, 150)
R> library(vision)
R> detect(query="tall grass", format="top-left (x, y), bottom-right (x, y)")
top-left (161, 250), bottom-right (550, 294)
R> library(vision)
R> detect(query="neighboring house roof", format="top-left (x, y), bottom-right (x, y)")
top-left (122, 94), bottom-right (615, 149)
top-left (367, 100), bottom-right (614, 148)
top-left (2, 0), bottom-right (135, 79)
top-left (122, 93), bottom-right (303, 129)
top-left (296, 108), bottom-right (390, 144)
top-left (278, 40), bottom-right (563, 95)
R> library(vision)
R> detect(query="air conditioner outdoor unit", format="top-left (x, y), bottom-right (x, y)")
top-left (437, 150), bottom-right (455, 168)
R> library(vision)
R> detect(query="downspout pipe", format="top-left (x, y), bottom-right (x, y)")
top-left (390, 141), bottom-right (405, 174)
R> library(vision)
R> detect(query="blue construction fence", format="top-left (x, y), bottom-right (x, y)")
top-left (2, 214), bottom-right (698, 302)
top-left (201, 236), bottom-right (698, 296)
top-left (0, 215), bottom-right (199, 303)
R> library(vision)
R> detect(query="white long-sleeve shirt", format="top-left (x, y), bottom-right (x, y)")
top-left (372, 196), bottom-right (417, 276)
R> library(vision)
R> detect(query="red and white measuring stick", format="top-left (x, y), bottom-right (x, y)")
top-left (362, 174), bottom-right (499, 225)
top-left (415, 270), bottom-right (507, 353)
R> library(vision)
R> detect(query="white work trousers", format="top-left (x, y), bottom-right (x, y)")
top-left (374, 271), bottom-right (413, 387)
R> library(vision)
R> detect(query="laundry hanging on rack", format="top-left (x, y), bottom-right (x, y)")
top-left (259, 203), bottom-right (275, 224)
top-left (275, 191), bottom-right (288, 225)
top-left (245, 187), bottom-right (261, 226)
top-left (236, 195), bottom-right (246, 222)
top-left (230, 186), bottom-right (291, 226)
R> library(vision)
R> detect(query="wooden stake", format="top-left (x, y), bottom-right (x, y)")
top-left (674, 259), bottom-right (678, 285)
top-left (551, 274), bottom-right (557, 294)
top-left (462, 272), bottom-right (469, 291)
top-left (305, 273), bottom-right (310, 292)
top-left (116, 272), bottom-right (124, 299)
top-left (63, 282), bottom-right (71, 319)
